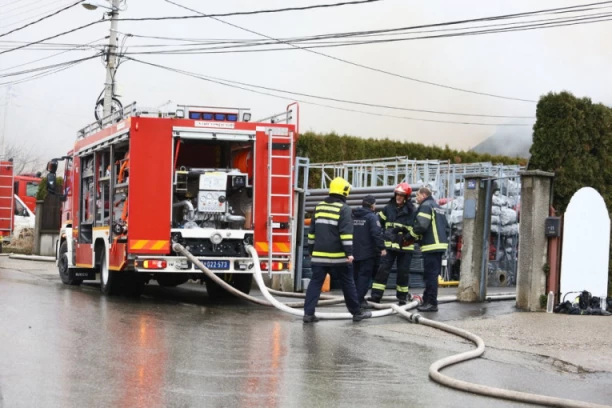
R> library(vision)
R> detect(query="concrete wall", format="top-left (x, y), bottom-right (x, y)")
top-left (516, 171), bottom-right (554, 311)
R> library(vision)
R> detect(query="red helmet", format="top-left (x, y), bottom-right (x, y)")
top-left (394, 182), bottom-right (412, 196)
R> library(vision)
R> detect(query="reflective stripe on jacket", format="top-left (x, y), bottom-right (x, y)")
top-left (413, 195), bottom-right (449, 253)
top-left (377, 200), bottom-right (418, 252)
top-left (308, 195), bottom-right (353, 265)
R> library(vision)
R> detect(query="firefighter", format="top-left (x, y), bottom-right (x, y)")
top-left (413, 186), bottom-right (449, 312)
top-left (303, 177), bottom-right (372, 323)
top-left (352, 195), bottom-right (386, 309)
top-left (368, 183), bottom-right (418, 305)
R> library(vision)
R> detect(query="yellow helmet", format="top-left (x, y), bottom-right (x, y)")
top-left (329, 177), bottom-right (351, 197)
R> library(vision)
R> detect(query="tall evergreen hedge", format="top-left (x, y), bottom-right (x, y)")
top-left (528, 91), bottom-right (612, 294)
top-left (296, 132), bottom-right (526, 165)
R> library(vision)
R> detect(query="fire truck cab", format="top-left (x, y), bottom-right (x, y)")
top-left (46, 102), bottom-right (303, 297)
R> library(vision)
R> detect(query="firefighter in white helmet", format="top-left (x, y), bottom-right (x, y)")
top-left (303, 177), bottom-right (372, 323)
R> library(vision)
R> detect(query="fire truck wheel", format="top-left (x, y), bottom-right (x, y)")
top-left (99, 250), bottom-right (121, 295)
top-left (206, 273), bottom-right (253, 299)
top-left (230, 273), bottom-right (253, 295)
top-left (58, 241), bottom-right (82, 286)
top-left (123, 275), bottom-right (146, 297)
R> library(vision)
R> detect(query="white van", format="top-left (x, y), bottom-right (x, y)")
top-left (12, 194), bottom-right (35, 239)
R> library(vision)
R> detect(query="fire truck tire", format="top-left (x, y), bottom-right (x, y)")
top-left (58, 241), bottom-right (82, 286)
top-left (205, 273), bottom-right (252, 299)
top-left (123, 275), bottom-right (146, 297)
top-left (230, 273), bottom-right (253, 295)
top-left (99, 250), bottom-right (121, 295)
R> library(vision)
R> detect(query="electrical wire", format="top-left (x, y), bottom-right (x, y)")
top-left (129, 56), bottom-right (532, 119)
top-left (0, 0), bottom-right (74, 29)
top-left (117, 0), bottom-right (381, 22)
top-left (164, 0), bottom-right (539, 103)
top-left (117, 11), bottom-right (612, 56)
top-left (0, 58), bottom-right (91, 87)
top-left (0, 0), bottom-right (378, 55)
top-left (0, 19), bottom-right (102, 56)
top-left (117, 8), bottom-right (612, 48)
top-left (126, 57), bottom-right (533, 127)
top-left (0, 54), bottom-right (100, 86)
top-left (0, 1), bottom-right (84, 39)
top-left (128, 5), bottom-right (612, 48)
top-left (0, 37), bottom-right (105, 72)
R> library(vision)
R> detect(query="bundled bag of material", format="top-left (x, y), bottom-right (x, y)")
top-left (492, 193), bottom-right (506, 207)
top-left (450, 209), bottom-right (463, 225)
top-left (501, 223), bottom-right (519, 235)
top-left (500, 208), bottom-right (517, 225)
top-left (491, 205), bottom-right (501, 216)
top-left (491, 215), bottom-right (500, 225)
top-left (451, 196), bottom-right (464, 211)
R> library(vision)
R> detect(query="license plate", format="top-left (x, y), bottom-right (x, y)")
top-left (200, 260), bottom-right (230, 270)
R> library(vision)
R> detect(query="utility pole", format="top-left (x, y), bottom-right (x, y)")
top-left (102, 0), bottom-right (121, 118)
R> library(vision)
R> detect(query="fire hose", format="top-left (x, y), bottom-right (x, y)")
top-left (173, 243), bottom-right (611, 408)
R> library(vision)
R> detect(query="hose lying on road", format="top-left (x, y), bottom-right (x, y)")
top-left (390, 305), bottom-right (612, 408)
top-left (176, 243), bottom-right (610, 408)
top-left (174, 243), bottom-right (416, 317)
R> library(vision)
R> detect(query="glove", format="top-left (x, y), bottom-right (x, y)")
top-left (402, 237), bottom-right (415, 247)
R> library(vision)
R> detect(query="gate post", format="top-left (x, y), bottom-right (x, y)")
top-left (33, 200), bottom-right (44, 255)
top-left (458, 174), bottom-right (491, 302)
top-left (516, 170), bottom-right (554, 311)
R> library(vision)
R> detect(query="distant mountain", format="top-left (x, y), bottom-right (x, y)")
top-left (471, 126), bottom-right (533, 158)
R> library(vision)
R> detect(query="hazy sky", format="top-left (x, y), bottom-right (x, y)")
top-left (1, 0), bottom-right (611, 165)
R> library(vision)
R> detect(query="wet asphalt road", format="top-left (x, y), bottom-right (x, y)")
top-left (1, 262), bottom-right (611, 408)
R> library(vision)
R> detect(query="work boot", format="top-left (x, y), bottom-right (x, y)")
top-left (353, 311), bottom-right (372, 322)
top-left (397, 292), bottom-right (412, 306)
top-left (417, 303), bottom-right (438, 312)
top-left (360, 300), bottom-right (373, 310)
top-left (303, 314), bottom-right (320, 323)
top-left (366, 296), bottom-right (381, 304)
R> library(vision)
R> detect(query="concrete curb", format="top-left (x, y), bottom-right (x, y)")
top-left (8, 254), bottom-right (55, 263)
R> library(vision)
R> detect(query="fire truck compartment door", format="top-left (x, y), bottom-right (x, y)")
top-left (172, 127), bottom-right (255, 141)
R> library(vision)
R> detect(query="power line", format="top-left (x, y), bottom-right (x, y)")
top-left (117, 0), bottom-right (381, 22)
top-left (117, 11), bottom-right (612, 56)
top-left (0, 37), bottom-right (104, 72)
top-left (164, 0), bottom-right (540, 103)
top-left (0, 1), bottom-right (84, 39)
top-left (0, 55), bottom-right (100, 79)
top-left (0, 0), bottom-right (378, 55)
top-left (125, 56), bottom-right (532, 119)
top-left (126, 57), bottom-right (533, 127)
top-left (0, 56), bottom-right (95, 87)
top-left (0, 0), bottom-right (72, 28)
top-left (0, 20), bottom-right (102, 55)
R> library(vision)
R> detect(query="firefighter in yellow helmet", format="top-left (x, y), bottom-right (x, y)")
top-left (303, 177), bottom-right (372, 323)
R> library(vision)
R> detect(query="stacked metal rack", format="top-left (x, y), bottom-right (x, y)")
top-left (303, 157), bottom-right (525, 289)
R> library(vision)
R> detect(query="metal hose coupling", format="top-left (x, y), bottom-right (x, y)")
top-left (409, 313), bottom-right (422, 324)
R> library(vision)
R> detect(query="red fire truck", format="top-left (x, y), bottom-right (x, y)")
top-left (46, 102), bottom-right (303, 296)
top-left (14, 173), bottom-right (41, 213)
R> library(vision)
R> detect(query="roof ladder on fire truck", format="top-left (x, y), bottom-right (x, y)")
top-left (266, 128), bottom-right (294, 276)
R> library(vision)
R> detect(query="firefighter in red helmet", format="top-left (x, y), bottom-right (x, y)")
top-left (367, 182), bottom-right (419, 305)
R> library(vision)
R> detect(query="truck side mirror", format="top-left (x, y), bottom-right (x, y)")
top-left (47, 173), bottom-right (57, 194)
top-left (46, 160), bottom-right (58, 174)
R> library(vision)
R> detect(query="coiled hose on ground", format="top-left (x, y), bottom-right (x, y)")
top-left (173, 243), bottom-right (611, 408)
